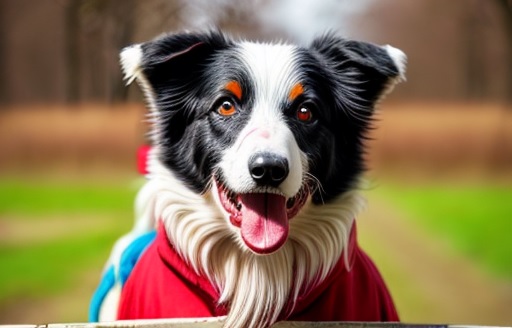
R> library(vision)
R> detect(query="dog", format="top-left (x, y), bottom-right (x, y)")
top-left (90, 30), bottom-right (406, 328)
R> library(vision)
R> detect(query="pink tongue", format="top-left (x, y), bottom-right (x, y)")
top-left (239, 193), bottom-right (288, 254)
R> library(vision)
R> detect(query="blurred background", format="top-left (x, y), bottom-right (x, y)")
top-left (0, 0), bottom-right (511, 325)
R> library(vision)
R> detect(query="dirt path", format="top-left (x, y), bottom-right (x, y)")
top-left (0, 214), bottom-right (120, 246)
top-left (0, 215), bottom-right (109, 324)
top-left (0, 268), bottom-right (98, 324)
top-left (358, 190), bottom-right (512, 326)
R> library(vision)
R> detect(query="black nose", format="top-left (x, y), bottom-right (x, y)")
top-left (248, 153), bottom-right (289, 187)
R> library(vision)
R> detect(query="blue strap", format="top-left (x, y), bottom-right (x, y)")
top-left (89, 230), bottom-right (157, 322)
top-left (119, 231), bottom-right (157, 285)
top-left (88, 266), bottom-right (115, 322)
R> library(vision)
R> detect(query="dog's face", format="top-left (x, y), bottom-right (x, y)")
top-left (122, 31), bottom-right (405, 255)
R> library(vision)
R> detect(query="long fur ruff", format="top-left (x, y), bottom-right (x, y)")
top-left (135, 147), bottom-right (366, 328)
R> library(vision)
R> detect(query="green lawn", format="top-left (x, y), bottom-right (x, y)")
top-left (1, 177), bottom-right (511, 310)
top-left (0, 232), bottom-right (119, 300)
top-left (0, 177), bottom-right (138, 303)
top-left (377, 182), bottom-right (512, 278)
top-left (0, 179), bottom-right (139, 216)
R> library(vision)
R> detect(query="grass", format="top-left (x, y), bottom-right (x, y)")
top-left (0, 178), bottom-right (139, 217)
top-left (377, 182), bottom-right (512, 278)
top-left (1, 175), bottom-right (511, 320)
top-left (0, 232), bottom-right (119, 301)
top-left (0, 177), bottom-right (138, 303)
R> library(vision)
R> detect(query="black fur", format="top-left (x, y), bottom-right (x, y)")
top-left (138, 31), bottom-right (400, 202)
top-left (300, 34), bottom-right (400, 202)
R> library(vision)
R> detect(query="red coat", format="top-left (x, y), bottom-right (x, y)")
top-left (117, 224), bottom-right (399, 322)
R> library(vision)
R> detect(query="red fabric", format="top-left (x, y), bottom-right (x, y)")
top-left (117, 224), bottom-right (399, 322)
top-left (137, 145), bottom-right (151, 175)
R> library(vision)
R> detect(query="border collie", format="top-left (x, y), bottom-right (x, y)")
top-left (92, 30), bottom-right (406, 328)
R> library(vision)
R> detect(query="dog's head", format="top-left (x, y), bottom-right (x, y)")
top-left (122, 31), bottom-right (405, 255)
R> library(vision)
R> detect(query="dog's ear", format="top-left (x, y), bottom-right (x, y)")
top-left (310, 34), bottom-right (406, 109)
top-left (120, 31), bottom-right (231, 106)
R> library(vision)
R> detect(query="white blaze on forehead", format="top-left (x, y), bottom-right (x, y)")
top-left (237, 41), bottom-right (301, 113)
top-left (217, 42), bottom-right (306, 197)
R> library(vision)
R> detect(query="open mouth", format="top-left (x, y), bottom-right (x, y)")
top-left (216, 180), bottom-right (308, 254)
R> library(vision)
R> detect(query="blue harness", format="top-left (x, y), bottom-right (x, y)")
top-left (88, 230), bottom-right (156, 322)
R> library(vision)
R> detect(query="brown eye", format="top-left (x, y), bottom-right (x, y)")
top-left (297, 106), bottom-right (313, 122)
top-left (218, 100), bottom-right (237, 116)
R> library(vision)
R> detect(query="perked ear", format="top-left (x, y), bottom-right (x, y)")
top-left (310, 34), bottom-right (406, 106)
top-left (119, 31), bottom-right (231, 108)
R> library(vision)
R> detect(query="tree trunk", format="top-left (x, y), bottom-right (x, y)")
top-left (0, 0), bottom-right (7, 105)
top-left (494, 0), bottom-right (512, 104)
top-left (65, 0), bottom-right (82, 104)
top-left (464, 0), bottom-right (485, 101)
top-left (109, 0), bottom-right (135, 103)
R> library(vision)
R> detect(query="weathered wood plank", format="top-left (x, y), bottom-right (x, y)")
top-left (1, 319), bottom-right (507, 328)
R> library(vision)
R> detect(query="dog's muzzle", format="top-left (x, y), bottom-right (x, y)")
top-left (215, 151), bottom-right (307, 255)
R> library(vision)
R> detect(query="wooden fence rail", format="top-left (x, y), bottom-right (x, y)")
top-left (1, 318), bottom-right (508, 328)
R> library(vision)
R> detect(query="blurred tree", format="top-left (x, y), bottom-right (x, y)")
top-left (473, 0), bottom-right (512, 104)
top-left (1, 0), bottom-right (511, 106)
top-left (64, 0), bottom-right (81, 103)
top-left (181, 0), bottom-right (270, 40)
top-left (103, 0), bottom-right (136, 102)
top-left (0, 0), bottom-right (6, 105)
top-left (495, 0), bottom-right (512, 104)
top-left (464, 0), bottom-right (485, 101)
top-left (63, 0), bottom-right (136, 104)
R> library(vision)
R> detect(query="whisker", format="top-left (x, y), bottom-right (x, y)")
top-left (304, 172), bottom-right (325, 203)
